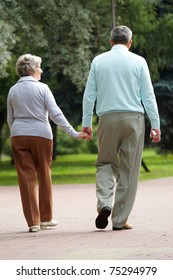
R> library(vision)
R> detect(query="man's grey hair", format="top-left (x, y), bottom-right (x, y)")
top-left (16, 54), bottom-right (42, 77)
top-left (110, 25), bottom-right (132, 45)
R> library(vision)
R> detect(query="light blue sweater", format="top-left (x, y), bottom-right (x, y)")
top-left (82, 45), bottom-right (160, 128)
top-left (7, 76), bottom-right (79, 139)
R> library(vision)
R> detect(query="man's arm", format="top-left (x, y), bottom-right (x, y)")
top-left (140, 60), bottom-right (161, 143)
top-left (82, 60), bottom-right (97, 138)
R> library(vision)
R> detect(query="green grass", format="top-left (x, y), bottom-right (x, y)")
top-left (0, 149), bottom-right (172, 186)
top-left (140, 149), bottom-right (173, 181)
top-left (51, 154), bottom-right (97, 184)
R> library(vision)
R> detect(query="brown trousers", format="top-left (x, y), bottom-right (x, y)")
top-left (11, 136), bottom-right (53, 227)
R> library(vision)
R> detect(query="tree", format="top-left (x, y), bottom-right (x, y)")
top-left (154, 69), bottom-right (173, 154)
top-left (0, 0), bottom-right (94, 158)
top-left (0, 0), bottom-right (173, 159)
top-left (0, 1), bottom-right (17, 158)
top-left (152, 0), bottom-right (173, 154)
top-left (0, 1), bottom-right (16, 78)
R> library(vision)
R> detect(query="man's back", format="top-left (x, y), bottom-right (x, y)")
top-left (89, 44), bottom-right (153, 116)
top-left (82, 25), bottom-right (160, 131)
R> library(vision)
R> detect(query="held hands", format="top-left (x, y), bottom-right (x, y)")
top-left (77, 131), bottom-right (91, 140)
top-left (82, 127), bottom-right (93, 140)
top-left (76, 127), bottom-right (93, 140)
top-left (150, 129), bottom-right (161, 143)
top-left (77, 127), bottom-right (93, 140)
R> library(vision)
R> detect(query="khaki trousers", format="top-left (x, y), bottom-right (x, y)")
top-left (11, 136), bottom-right (53, 227)
top-left (96, 112), bottom-right (145, 228)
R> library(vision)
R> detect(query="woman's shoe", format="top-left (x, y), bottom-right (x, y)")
top-left (40, 219), bottom-right (58, 229)
top-left (29, 225), bottom-right (40, 232)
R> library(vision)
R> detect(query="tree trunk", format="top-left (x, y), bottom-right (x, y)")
top-left (50, 121), bottom-right (57, 160)
top-left (141, 158), bottom-right (150, 172)
top-left (0, 111), bottom-right (6, 161)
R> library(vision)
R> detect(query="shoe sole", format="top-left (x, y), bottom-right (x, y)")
top-left (29, 226), bottom-right (40, 232)
top-left (95, 208), bottom-right (111, 229)
top-left (40, 225), bottom-right (56, 230)
top-left (40, 223), bottom-right (58, 230)
top-left (113, 225), bottom-right (133, 230)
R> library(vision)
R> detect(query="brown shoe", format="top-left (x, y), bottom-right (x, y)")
top-left (113, 223), bottom-right (133, 230)
top-left (95, 207), bottom-right (111, 229)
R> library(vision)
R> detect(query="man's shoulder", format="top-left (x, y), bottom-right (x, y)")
top-left (97, 49), bottom-right (112, 57)
top-left (129, 51), bottom-right (146, 62)
top-left (93, 49), bottom-right (145, 60)
top-left (92, 50), bottom-right (112, 62)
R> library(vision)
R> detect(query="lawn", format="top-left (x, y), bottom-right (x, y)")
top-left (0, 148), bottom-right (172, 186)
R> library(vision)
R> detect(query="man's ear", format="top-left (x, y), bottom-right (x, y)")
top-left (110, 39), bottom-right (114, 46)
top-left (127, 39), bottom-right (132, 49)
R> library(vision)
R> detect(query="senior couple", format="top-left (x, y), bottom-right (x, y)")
top-left (7, 26), bottom-right (161, 233)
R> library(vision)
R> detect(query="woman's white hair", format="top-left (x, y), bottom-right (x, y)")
top-left (16, 54), bottom-right (42, 77)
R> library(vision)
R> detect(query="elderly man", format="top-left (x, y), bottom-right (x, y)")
top-left (82, 25), bottom-right (161, 231)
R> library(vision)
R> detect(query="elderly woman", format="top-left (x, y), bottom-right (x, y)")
top-left (7, 54), bottom-right (87, 232)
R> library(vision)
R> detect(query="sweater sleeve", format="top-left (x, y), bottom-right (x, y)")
top-left (140, 60), bottom-right (160, 128)
top-left (45, 85), bottom-right (79, 138)
top-left (7, 91), bottom-right (14, 128)
top-left (51, 112), bottom-right (79, 138)
top-left (82, 60), bottom-right (97, 127)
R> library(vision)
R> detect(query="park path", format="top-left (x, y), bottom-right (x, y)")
top-left (0, 177), bottom-right (173, 260)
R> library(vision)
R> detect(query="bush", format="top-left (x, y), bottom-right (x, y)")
top-left (57, 118), bottom-right (98, 155)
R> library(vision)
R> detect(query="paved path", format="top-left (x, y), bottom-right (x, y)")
top-left (0, 177), bottom-right (173, 260)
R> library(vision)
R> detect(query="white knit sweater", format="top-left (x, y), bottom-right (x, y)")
top-left (7, 76), bottom-right (79, 139)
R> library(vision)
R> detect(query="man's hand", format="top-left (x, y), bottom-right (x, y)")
top-left (150, 129), bottom-right (161, 143)
top-left (77, 132), bottom-right (90, 139)
top-left (82, 127), bottom-right (93, 140)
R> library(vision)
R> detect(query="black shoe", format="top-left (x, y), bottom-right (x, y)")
top-left (95, 207), bottom-right (111, 229)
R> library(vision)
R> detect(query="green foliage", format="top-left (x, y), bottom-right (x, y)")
top-left (0, 17), bottom-right (16, 78)
top-left (56, 118), bottom-right (98, 155)
top-left (154, 69), bottom-right (173, 154)
top-left (29, 0), bottom-right (94, 92)
top-left (57, 127), bottom-right (88, 155)
top-left (115, 0), bottom-right (173, 81)
top-left (1, 0), bottom-right (173, 84)
top-left (1, 0), bottom-right (173, 159)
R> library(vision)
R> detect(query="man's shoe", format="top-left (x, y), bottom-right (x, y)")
top-left (95, 207), bottom-right (111, 229)
top-left (112, 223), bottom-right (133, 231)
top-left (40, 219), bottom-right (58, 229)
top-left (29, 225), bottom-right (40, 232)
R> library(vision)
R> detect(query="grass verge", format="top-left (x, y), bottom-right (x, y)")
top-left (0, 149), bottom-right (172, 186)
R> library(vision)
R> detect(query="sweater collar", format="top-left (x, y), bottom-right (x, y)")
top-left (17, 76), bottom-right (38, 83)
top-left (111, 44), bottom-right (128, 52)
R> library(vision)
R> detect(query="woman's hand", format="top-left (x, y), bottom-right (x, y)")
top-left (77, 131), bottom-right (90, 140)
